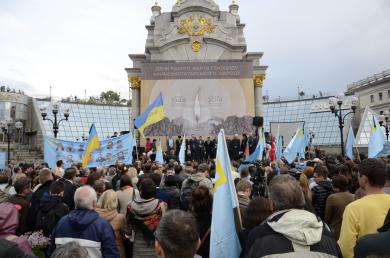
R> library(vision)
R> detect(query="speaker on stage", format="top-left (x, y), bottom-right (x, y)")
top-left (253, 116), bottom-right (264, 127)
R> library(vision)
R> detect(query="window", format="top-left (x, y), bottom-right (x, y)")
top-left (370, 95), bottom-right (374, 103)
top-left (379, 92), bottom-right (383, 101)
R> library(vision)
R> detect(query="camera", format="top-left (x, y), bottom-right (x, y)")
top-left (249, 161), bottom-right (268, 198)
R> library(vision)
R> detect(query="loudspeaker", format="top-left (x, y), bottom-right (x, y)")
top-left (253, 116), bottom-right (264, 127)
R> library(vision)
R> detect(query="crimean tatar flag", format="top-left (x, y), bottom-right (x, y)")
top-left (283, 127), bottom-right (306, 164)
top-left (134, 93), bottom-right (165, 138)
top-left (82, 124), bottom-right (100, 168)
top-left (368, 117), bottom-right (387, 158)
top-left (210, 129), bottom-right (241, 258)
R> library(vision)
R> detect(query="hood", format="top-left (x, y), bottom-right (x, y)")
top-left (39, 192), bottom-right (63, 212)
top-left (0, 202), bottom-right (18, 235)
top-left (268, 209), bottom-right (323, 246)
top-left (318, 180), bottom-right (332, 191)
top-left (95, 208), bottom-right (118, 222)
top-left (68, 210), bottom-right (99, 230)
top-left (130, 198), bottom-right (159, 216)
top-left (189, 173), bottom-right (208, 182)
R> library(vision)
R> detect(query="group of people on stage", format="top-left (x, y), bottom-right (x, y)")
top-left (143, 133), bottom-right (265, 163)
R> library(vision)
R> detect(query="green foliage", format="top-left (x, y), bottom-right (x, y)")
top-left (100, 90), bottom-right (120, 103)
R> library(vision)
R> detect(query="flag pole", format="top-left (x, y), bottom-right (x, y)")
top-left (354, 145), bottom-right (361, 163)
top-left (132, 119), bottom-right (139, 161)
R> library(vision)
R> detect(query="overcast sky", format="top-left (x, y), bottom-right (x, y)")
top-left (1, 0), bottom-right (390, 100)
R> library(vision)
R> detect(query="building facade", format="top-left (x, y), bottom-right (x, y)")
top-left (346, 69), bottom-right (390, 115)
top-left (126, 0), bottom-right (267, 136)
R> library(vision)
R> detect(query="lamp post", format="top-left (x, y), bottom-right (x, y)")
top-left (379, 111), bottom-right (390, 141)
top-left (40, 100), bottom-right (70, 138)
top-left (1, 120), bottom-right (23, 165)
top-left (329, 95), bottom-right (358, 157)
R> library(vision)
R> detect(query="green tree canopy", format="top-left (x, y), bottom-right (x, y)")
top-left (100, 90), bottom-right (120, 103)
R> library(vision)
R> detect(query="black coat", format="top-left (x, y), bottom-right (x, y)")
top-left (28, 180), bottom-right (53, 229)
top-left (312, 181), bottom-right (333, 220)
top-left (36, 193), bottom-right (69, 237)
top-left (8, 194), bottom-right (30, 235)
top-left (59, 178), bottom-right (77, 210)
top-left (229, 139), bottom-right (241, 160)
top-left (195, 212), bottom-right (211, 258)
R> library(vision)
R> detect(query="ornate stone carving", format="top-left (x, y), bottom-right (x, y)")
top-left (191, 41), bottom-right (202, 52)
top-left (178, 16), bottom-right (215, 36)
top-left (254, 74), bottom-right (266, 87)
top-left (129, 76), bottom-right (141, 89)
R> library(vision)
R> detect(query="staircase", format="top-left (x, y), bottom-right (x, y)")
top-left (14, 148), bottom-right (44, 165)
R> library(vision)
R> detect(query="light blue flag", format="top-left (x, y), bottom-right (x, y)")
top-left (210, 130), bottom-right (241, 258)
top-left (238, 131), bottom-right (264, 171)
top-left (368, 117), bottom-right (387, 158)
top-left (345, 127), bottom-right (355, 160)
top-left (179, 135), bottom-right (186, 164)
top-left (155, 139), bottom-right (164, 164)
top-left (283, 128), bottom-right (306, 163)
top-left (276, 135), bottom-right (283, 160)
top-left (0, 152), bottom-right (6, 169)
top-left (129, 134), bottom-right (136, 164)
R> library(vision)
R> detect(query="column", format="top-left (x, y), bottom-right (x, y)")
top-left (129, 76), bottom-right (141, 129)
top-left (254, 74), bottom-right (266, 117)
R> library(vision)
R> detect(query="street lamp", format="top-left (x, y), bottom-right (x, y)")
top-left (379, 110), bottom-right (390, 141)
top-left (1, 120), bottom-right (23, 165)
top-left (329, 95), bottom-right (358, 157)
top-left (40, 100), bottom-right (70, 138)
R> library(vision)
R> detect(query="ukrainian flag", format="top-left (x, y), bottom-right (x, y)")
top-left (134, 93), bottom-right (165, 138)
top-left (210, 129), bottom-right (241, 258)
top-left (82, 124), bottom-right (100, 168)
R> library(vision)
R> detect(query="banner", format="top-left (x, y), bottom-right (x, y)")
top-left (141, 62), bottom-right (255, 136)
top-left (44, 133), bottom-right (133, 168)
top-left (0, 152), bottom-right (6, 169)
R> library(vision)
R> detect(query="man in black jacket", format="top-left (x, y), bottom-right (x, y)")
top-left (36, 180), bottom-right (69, 237)
top-left (311, 166), bottom-right (333, 220)
top-left (59, 168), bottom-right (78, 210)
top-left (243, 175), bottom-right (340, 258)
top-left (28, 168), bottom-right (54, 230)
top-left (8, 177), bottom-right (31, 235)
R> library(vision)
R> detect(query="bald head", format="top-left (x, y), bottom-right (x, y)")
top-left (74, 186), bottom-right (97, 210)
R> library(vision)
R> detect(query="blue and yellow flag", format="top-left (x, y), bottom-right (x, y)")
top-left (155, 139), bottom-right (164, 164)
top-left (368, 117), bottom-right (387, 158)
top-left (82, 124), bottom-right (100, 168)
top-left (134, 93), bottom-right (165, 138)
top-left (210, 130), bottom-right (241, 258)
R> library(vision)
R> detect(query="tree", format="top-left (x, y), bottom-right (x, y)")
top-left (100, 90), bottom-right (120, 103)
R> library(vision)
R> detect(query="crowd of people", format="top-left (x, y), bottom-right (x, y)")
top-left (0, 134), bottom-right (389, 258)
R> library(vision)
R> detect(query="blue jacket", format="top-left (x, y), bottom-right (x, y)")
top-left (53, 209), bottom-right (119, 258)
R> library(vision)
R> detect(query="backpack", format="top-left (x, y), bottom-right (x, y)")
top-left (0, 189), bottom-right (10, 203)
top-left (180, 178), bottom-right (199, 211)
top-left (35, 207), bottom-right (59, 237)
